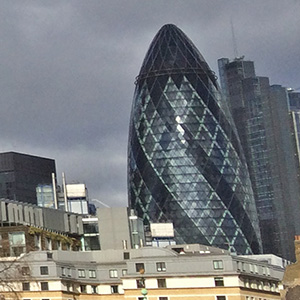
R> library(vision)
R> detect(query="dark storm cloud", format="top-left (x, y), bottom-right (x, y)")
top-left (0, 0), bottom-right (299, 206)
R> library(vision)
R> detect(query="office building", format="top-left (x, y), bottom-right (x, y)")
top-left (218, 58), bottom-right (300, 261)
top-left (128, 24), bottom-right (262, 254)
top-left (0, 152), bottom-right (56, 205)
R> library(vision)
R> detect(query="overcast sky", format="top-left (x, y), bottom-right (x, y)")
top-left (0, 1), bottom-right (299, 207)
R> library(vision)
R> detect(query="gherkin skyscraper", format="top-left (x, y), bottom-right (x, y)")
top-left (128, 24), bottom-right (262, 254)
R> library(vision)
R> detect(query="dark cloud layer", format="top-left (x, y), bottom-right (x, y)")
top-left (0, 0), bottom-right (299, 206)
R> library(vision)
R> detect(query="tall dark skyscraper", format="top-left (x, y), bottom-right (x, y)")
top-left (128, 24), bottom-right (262, 254)
top-left (218, 58), bottom-right (300, 261)
top-left (0, 152), bottom-right (56, 204)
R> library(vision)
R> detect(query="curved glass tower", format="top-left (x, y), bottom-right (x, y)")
top-left (128, 24), bottom-right (262, 254)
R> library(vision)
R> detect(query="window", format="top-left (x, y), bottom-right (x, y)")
top-left (214, 277), bottom-right (224, 286)
top-left (40, 266), bottom-right (49, 275)
top-left (213, 260), bottom-right (223, 270)
top-left (22, 282), bottom-right (30, 291)
top-left (136, 279), bottom-right (145, 288)
top-left (157, 278), bottom-right (166, 288)
top-left (80, 285), bottom-right (87, 293)
top-left (91, 285), bottom-right (97, 294)
top-left (136, 263), bottom-right (145, 273)
top-left (156, 262), bottom-right (166, 272)
top-left (110, 285), bottom-right (118, 294)
top-left (216, 296), bottom-right (226, 300)
top-left (109, 269), bottom-right (118, 278)
top-left (89, 269), bottom-right (96, 278)
top-left (21, 266), bottom-right (30, 276)
top-left (122, 269), bottom-right (127, 276)
top-left (61, 267), bottom-right (66, 276)
top-left (123, 252), bottom-right (130, 259)
top-left (47, 252), bottom-right (53, 259)
top-left (9, 232), bottom-right (26, 256)
top-left (41, 282), bottom-right (49, 291)
top-left (254, 265), bottom-right (258, 273)
top-left (159, 298), bottom-right (168, 300)
top-left (78, 269), bottom-right (85, 278)
top-left (67, 268), bottom-right (71, 277)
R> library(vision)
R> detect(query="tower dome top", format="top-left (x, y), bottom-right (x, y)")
top-left (137, 24), bottom-right (216, 84)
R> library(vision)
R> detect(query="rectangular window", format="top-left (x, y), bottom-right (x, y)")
top-left (216, 296), bottom-right (226, 300)
top-left (213, 260), bottom-right (223, 270)
top-left (136, 279), bottom-right (145, 288)
top-left (109, 269), bottom-right (118, 278)
top-left (67, 268), bottom-right (71, 277)
top-left (47, 252), bottom-right (53, 259)
top-left (40, 266), bottom-right (49, 275)
top-left (157, 278), bottom-right (166, 288)
top-left (22, 282), bottom-right (30, 291)
top-left (91, 285), bottom-right (97, 294)
top-left (80, 285), bottom-right (87, 293)
top-left (156, 262), bottom-right (166, 272)
top-left (136, 263), bottom-right (145, 273)
top-left (61, 267), bottom-right (66, 276)
top-left (89, 269), bottom-right (96, 278)
top-left (110, 285), bottom-right (118, 294)
top-left (214, 277), bottom-right (224, 286)
top-left (122, 269), bottom-right (127, 276)
top-left (159, 298), bottom-right (168, 300)
top-left (78, 269), bottom-right (86, 278)
top-left (123, 252), bottom-right (130, 259)
top-left (21, 266), bottom-right (30, 276)
top-left (41, 282), bottom-right (49, 291)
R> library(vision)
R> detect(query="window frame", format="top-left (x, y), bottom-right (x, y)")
top-left (40, 282), bottom-right (49, 291)
top-left (22, 282), bottom-right (30, 291)
top-left (213, 260), bottom-right (224, 270)
top-left (40, 266), bottom-right (49, 275)
top-left (110, 285), bottom-right (118, 294)
top-left (89, 269), bottom-right (96, 278)
top-left (156, 262), bottom-right (166, 272)
top-left (78, 269), bottom-right (86, 278)
top-left (109, 269), bottom-right (118, 278)
top-left (157, 278), bottom-right (167, 288)
top-left (135, 263), bottom-right (145, 273)
top-left (214, 277), bottom-right (224, 287)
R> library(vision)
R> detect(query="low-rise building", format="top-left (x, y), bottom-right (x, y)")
top-left (0, 244), bottom-right (284, 300)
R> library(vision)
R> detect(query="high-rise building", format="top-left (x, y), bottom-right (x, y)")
top-left (128, 24), bottom-right (262, 254)
top-left (218, 58), bottom-right (300, 261)
top-left (0, 152), bottom-right (56, 204)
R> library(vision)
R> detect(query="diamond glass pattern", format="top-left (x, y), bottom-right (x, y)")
top-left (128, 24), bottom-right (262, 254)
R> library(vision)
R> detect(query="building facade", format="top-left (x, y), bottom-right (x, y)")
top-left (218, 58), bottom-right (300, 261)
top-left (0, 152), bottom-right (56, 205)
top-left (0, 245), bottom-right (284, 300)
top-left (128, 24), bottom-right (262, 254)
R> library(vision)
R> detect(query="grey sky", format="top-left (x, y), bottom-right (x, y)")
top-left (0, 1), bottom-right (299, 207)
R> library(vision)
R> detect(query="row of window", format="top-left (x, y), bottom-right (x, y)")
top-left (237, 261), bottom-right (271, 276)
top-left (137, 297), bottom-right (226, 300)
top-left (136, 277), bottom-right (225, 289)
top-left (135, 260), bottom-right (223, 273)
top-left (22, 282), bottom-right (120, 294)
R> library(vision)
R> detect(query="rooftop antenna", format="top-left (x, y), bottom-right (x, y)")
top-left (230, 17), bottom-right (239, 59)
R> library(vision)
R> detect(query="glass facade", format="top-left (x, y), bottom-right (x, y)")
top-left (0, 152), bottom-right (56, 204)
top-left (128, 24), bottom-right (262, 254)
top-left (218, 59), bottom-right (300, 261)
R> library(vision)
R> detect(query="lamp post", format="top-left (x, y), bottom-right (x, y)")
top-left (141, 288), bottom-right (148, 300)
